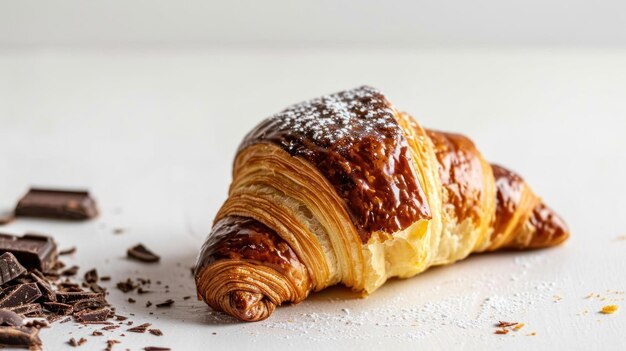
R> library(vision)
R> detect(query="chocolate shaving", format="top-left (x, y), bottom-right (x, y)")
top-left (127, 323), bottom-right (151, 333)
top-left (497, 321), bottom-right (518, 328)
top-left (127, 244), bottom-right (160, 263)
top-left (144, 347), bottom-right (171, 351)
top-left (155, 299), bottom-right (174, 308)
top-left (149, 329), bottom-right (163, 336)
top-left (0, 253), bottom-right (26, 285)
top-left (92, 330), bottom-right (103, 336)
top-left (59, 247), bottom-right (76, 256)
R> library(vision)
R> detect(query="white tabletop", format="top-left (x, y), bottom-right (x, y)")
top-left (1, 48), bottom-right (625, 350)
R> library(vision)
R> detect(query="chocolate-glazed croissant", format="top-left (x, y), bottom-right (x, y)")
top-left (195, 86), bottom-right (569, 322)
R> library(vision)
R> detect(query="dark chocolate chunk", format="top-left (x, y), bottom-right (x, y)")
top-left (29, 272), bottom-right (56, 302)
top-left (127, 323), bottom-right (151, 333)
top-left (92, 330), bottom-right (103, 336)
top-left (59, 247), bottom-right (76, 255)
top-left (56, 291), bottom-right (102, 304)
top-left (128, 298), bottom-right (136, 303)
top-left (0, 253), bottom-right (26, 285)
top-left (144, 347), bottom-right (171, 351)
top-left (0, 233), bottom-right (57, 272)
top-left (100, 276), bottom-right (111, 281)
top-left (0, 283), bottom-right (42, 308)
top-left (72, 296), bottom-right (107, 313)
top-left (149, 329), bottom-right (163, 336)
top-left (127, 244), bottom-right (160, 263)
top-left (43, 302), bottom-right (74, 316)
top-left (6, 303), bottom-right (43, 317)
top-left (155, 299), bottom-right (174, 308)
top-left (84, 269), bottom-right (98, 283)
top-left (75, 307), bottom-right (111, 322)
top-left (0, 326), bottom-right (42, 349)
top-left (145, 301), bottom-right (152, 308)
top-left (0, 309), bottom-right (23, 326)
top-left (15, 188), bottom-right (98, 220)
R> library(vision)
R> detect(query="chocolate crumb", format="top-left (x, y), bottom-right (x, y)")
top-left (149, 329), bottom-right (163, 336)
top-left (92, 330), bottom-right (103, 336)
top-left (128, 298), bottom-right (136, 304)
top-left (144, 347), bottom-right (170, 351)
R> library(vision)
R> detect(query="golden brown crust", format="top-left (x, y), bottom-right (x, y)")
top-left (239, 86), bottom-right (431, 241)
top-left (426, 130), bottom-right (485, 224)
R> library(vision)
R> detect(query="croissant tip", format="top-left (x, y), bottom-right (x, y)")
top-left (227, 290), bottom-right (275, 322)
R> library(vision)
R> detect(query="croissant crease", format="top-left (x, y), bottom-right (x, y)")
top-left (195, 86), bottom-right (569, 322)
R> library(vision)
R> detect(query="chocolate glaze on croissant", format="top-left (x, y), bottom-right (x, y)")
top-left (195, 86), bottom-right (569, 322)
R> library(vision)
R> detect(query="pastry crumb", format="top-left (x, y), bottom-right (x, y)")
top-left (513, 323), bottom-right (525, 331)
top-left (495, 329), bottom-right (509, 335)
top-left (601, 305), bottom-right (619, 314)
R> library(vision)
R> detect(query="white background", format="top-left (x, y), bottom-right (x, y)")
top-left (1, 1), bottom-right (625, 350)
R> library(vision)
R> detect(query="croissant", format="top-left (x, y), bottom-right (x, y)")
top-left (194, 86), bottom-right (569, 322)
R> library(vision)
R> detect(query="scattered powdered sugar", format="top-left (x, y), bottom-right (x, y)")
top-left (199, 252), bottom-right (564, 342)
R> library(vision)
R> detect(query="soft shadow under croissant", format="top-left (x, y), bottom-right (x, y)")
top-left (194, 86), bottom-right (569, 322)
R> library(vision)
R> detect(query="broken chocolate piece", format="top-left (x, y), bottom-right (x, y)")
top-left (29, 272), bottom-right (56, 302)
top-left (0, 233), bottom-right (57, 272)
top-left (144, 347), bottom-right (170, 351)
top-left (72, 296), bottom-right (108, 313)
top-left (0, 326), bottom-right (42, 349)
top-left (105, 339), bottom-right (120, 351)
top-left (84, 269), bottom-right (98, 283)
top-left (6, 303), bottom-right (43, 317)
top-left (43, 302), bottom-right (74, 316)
top-left (75, 307), bottom-right (111, 322)
top-left (0, 253), bottom-right (26, 285)
top-left (15, 188), bottom-right (98, 220)
top-left (155, 299), bottom-right (174, 308)
top-left (92, 330), bottom-right (103, 336)
top-left (0, 309), bottom-right (23, 326)
top-left (127, 244), bottom-right (160, 263)
top-left (0, 283), bottom-right (42, 308)
top-left (56, 291), bottom-right (102, 304)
